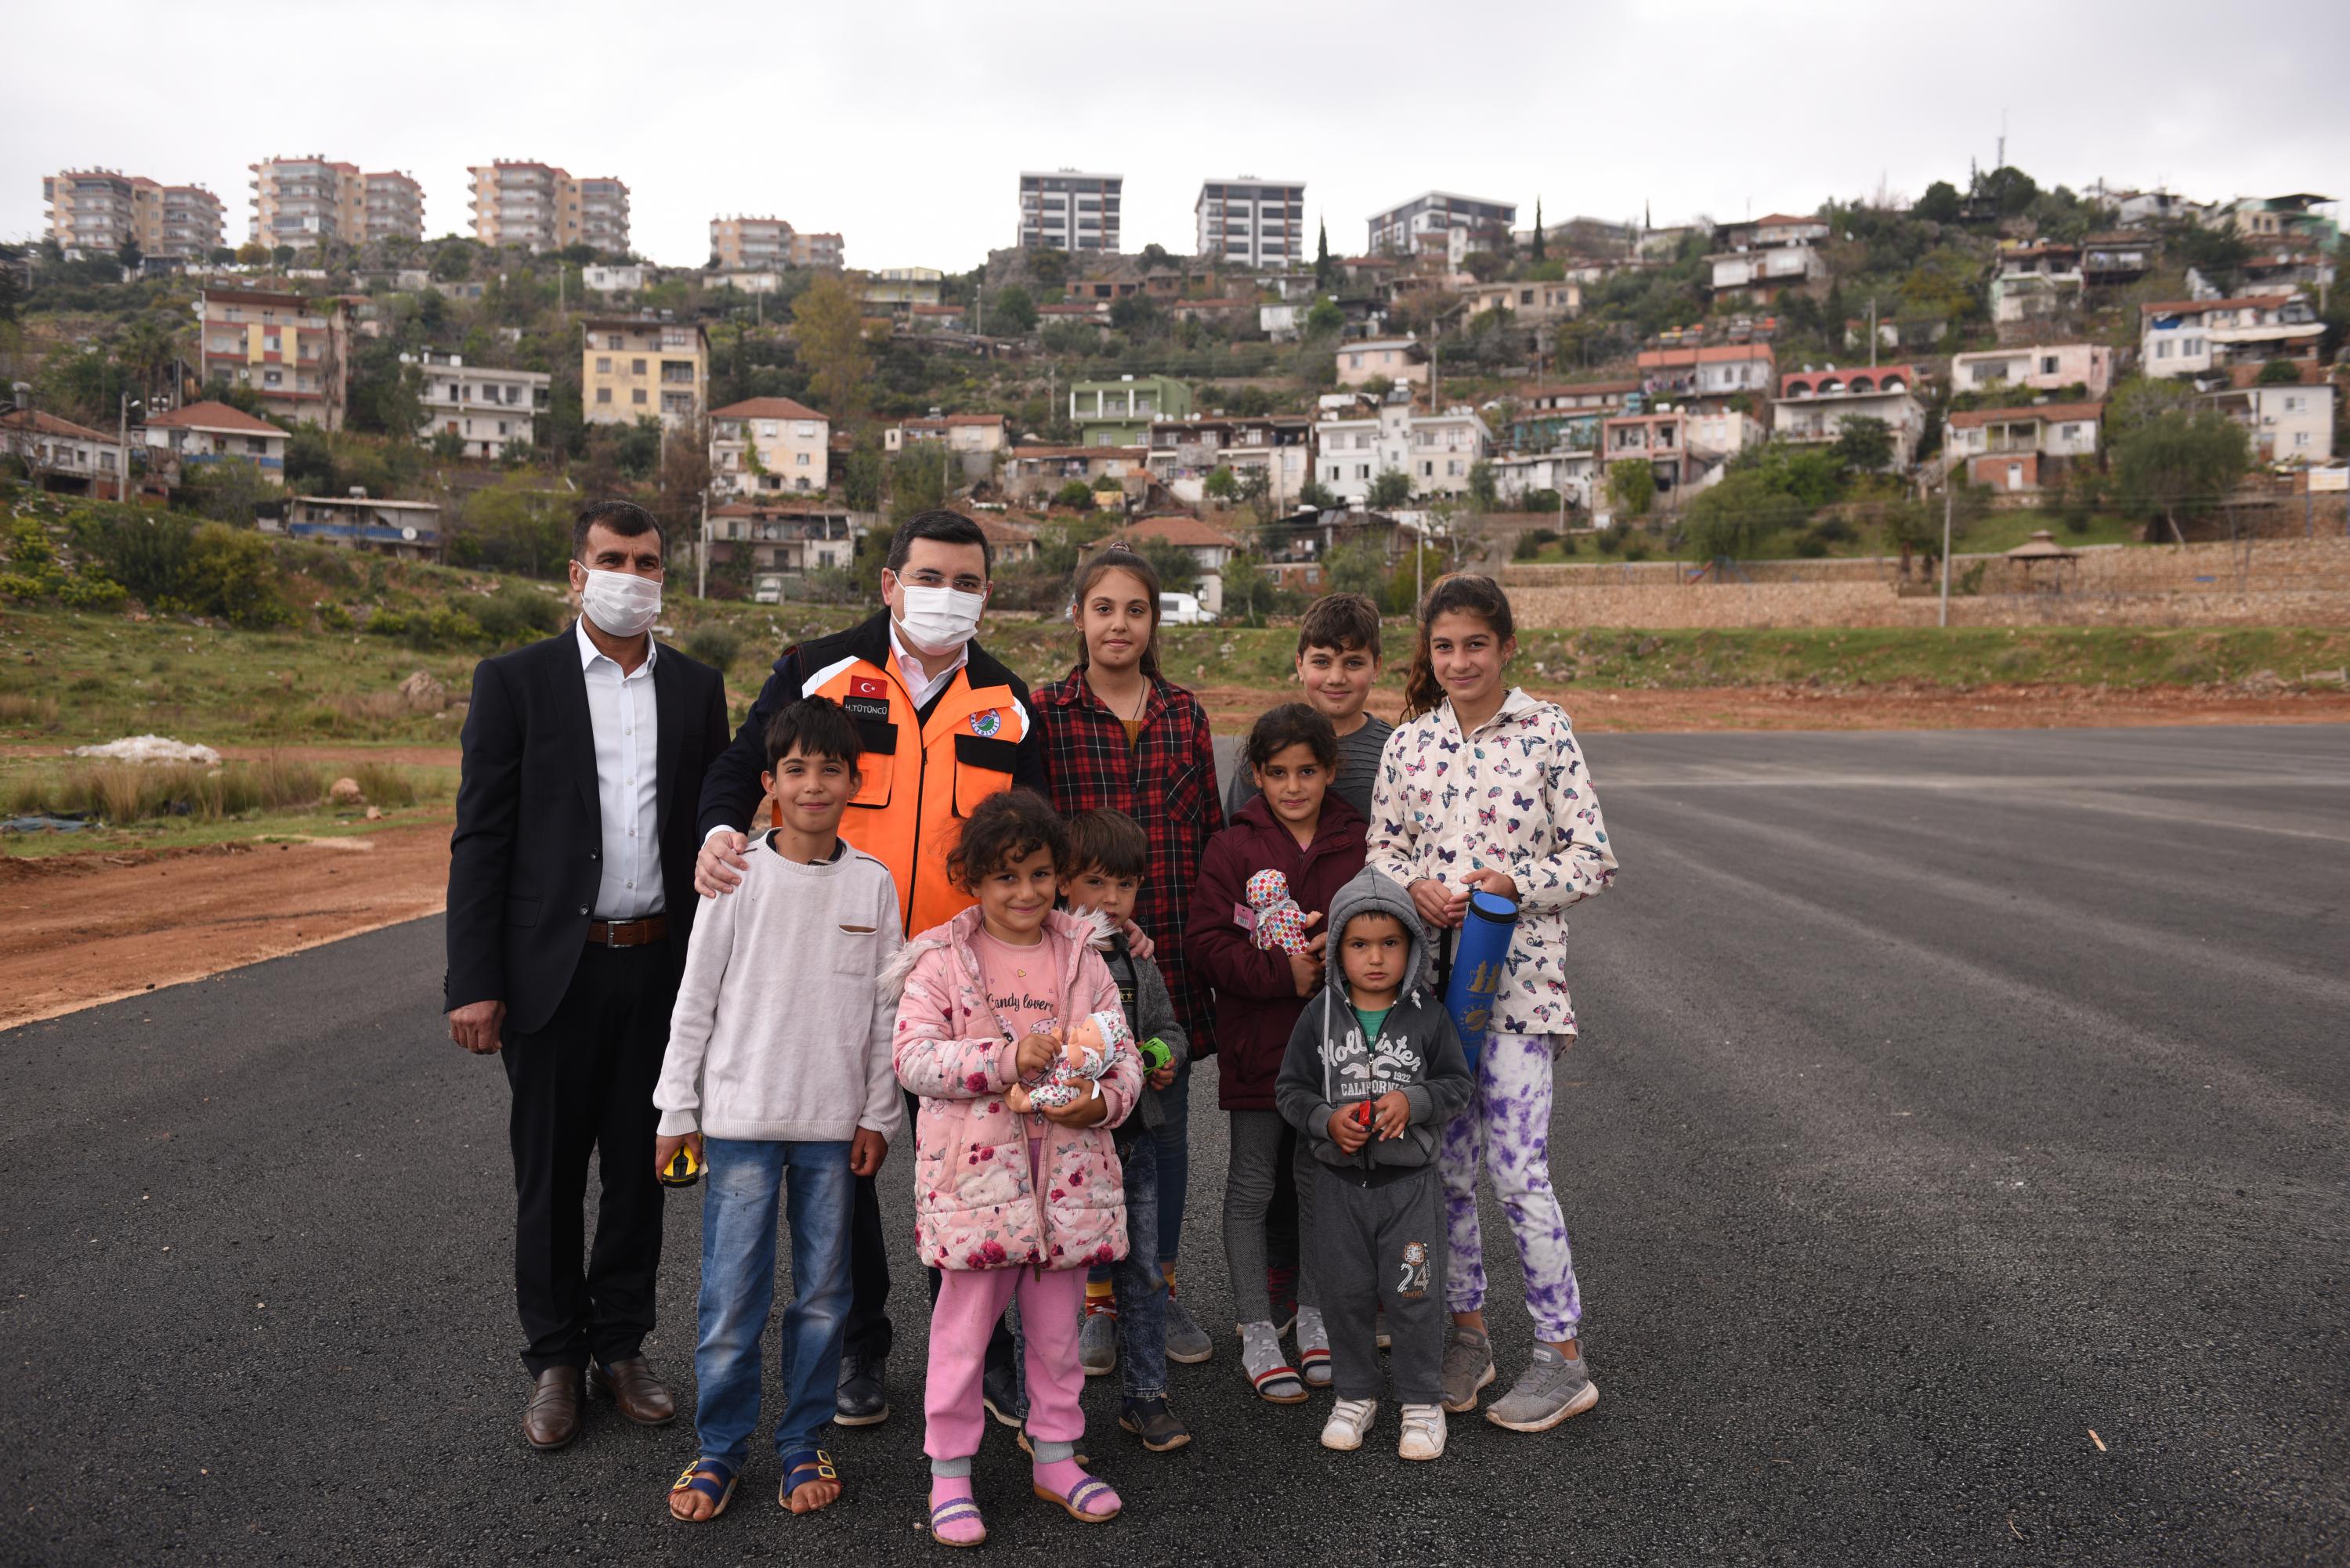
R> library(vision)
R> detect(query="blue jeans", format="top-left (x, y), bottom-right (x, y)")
top-left (694, 1137), bottom-right (853, 1468)
top-left (1020, 1135), bottom-right (1166, 1405)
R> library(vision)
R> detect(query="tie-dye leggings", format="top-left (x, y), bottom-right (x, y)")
top-left (1437, 1031), bottom-right (1585, 1342)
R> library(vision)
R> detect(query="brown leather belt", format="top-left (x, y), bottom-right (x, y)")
top-left (587, 916), bottom-right (667, 948)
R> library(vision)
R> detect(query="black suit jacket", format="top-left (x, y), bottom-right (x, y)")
top-left (444, 626), bottom-right (730, 1037)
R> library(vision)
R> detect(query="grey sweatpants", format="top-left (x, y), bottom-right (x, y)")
top-left (1309, 1161), bottom-right (1445, 1407)
top-left (1222, 1110), bottom-right (1320, 1325)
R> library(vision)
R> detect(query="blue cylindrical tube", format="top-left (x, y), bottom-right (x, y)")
top-left (1444, 890), bottom-right (1518, 1073)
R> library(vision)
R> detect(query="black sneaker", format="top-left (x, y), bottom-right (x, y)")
top-left (980, 1358), bottom-right (1025, 1429)
top-left (834, 1353), bottom-right (888, 1427)
top-left (1118, 1396), bottom-right (1192, 1453)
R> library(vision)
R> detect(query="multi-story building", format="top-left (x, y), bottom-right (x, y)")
top-left (1950, 344), bottom-right (2113, 401)
top-left (0, 406), bottom-right (126, 499)
top-left (1195, 178), bottom-right (1306, 268)
top-left (2222, 193), bottom-right (2339, 249)
top-left (2203, 367), bottom-right (2335, 464)
top-left (1365, 191), bottom-right (1517, 258)
top-left (2138, 294), bottom-right (2322, 379)
top-left (710, 215), bottom-right (844, 270)
top-left (1945, 402), bottom-right (2103, 493)
top-left (142, 400), bottom-right (290, 474)
top-left (1145, 415), bottom-right (1314, 509)
top-left (468, 161), bottom-right (631, 253)
top-left (1070, 374), bottom-right (1191, 446)
top-left (1459, 278), bottom-right (1584, 326)
top-left (583, 317), bottom-right (707, 431)
top-left (1018, 170), bottom-right (1123, 253)
top-left (251, 157), bottom-right (426, 246)
top-left (1988, 244), bottom-right (2084, 325)
top-left (710, 397), bottom-right (830, 496)
top-left (863, 268), bottom-right (945, 309)
top-left (193, 288), bottom-right (356, 428)
top-left (42, 170), bottom-right (225, 258)
top-left (1771, 364), bottom-right (1926, 468)
top-left (1313, 391), bottom-right (1491, 504)
top-left (405, 350), bottom-right (551, 458)
top-left (1634, 343), bottom-right (1776, 402)
top-left (1335, 338), bottom-right (1430, 390)
top-left (885, 413), bottom-right (1009, 456)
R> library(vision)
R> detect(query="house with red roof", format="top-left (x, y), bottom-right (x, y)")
top-left (1771, 364), bottom-right (1927, 468)
top-left (710, 396), bottom-right (829, 497)
top-left (141, 400), bottom-right (288, 473)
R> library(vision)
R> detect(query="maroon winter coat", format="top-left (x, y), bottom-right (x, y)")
top-left (1184, 791), bottom-right (1368, 1111)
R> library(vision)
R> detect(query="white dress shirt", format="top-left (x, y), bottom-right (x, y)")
top-left (889, 619), bottom-right (968, 712)
top-left (576, 616), bottom-right (663, 919)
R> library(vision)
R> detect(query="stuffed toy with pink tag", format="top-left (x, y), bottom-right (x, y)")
top-left (1246, 868), bottom-right (1316, 955)
top-left (1007, 1008), bottom-right (1133, 1114)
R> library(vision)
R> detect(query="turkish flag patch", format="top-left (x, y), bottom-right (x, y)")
top-left (851, 675), bottom-right (888, 700)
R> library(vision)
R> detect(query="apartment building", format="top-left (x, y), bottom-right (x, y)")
top-left (1365, 191), bottom-right (1517, 257)
top-left (1772, 364), bottom-right (1926, 468)
top-left (2204, 368), bottom-right (2335, 464)
top-left (1635, 343), bottom-right (1777, 401)
top-left (583, 317), bottom-right (707, 431)
top-left (405, 350), bottom-right (551, 458)
top-left (194, 287), bottom-right (355, 428)
top-left (1146, 414), bottom-right (1314, 509)
top-left (710, 397), bottom-right (830, 496)
top-left (1336, 338), bottom-right (1430, 390)
top-left (251, 157), bottom-right (425, 246)
top-left (1314, 392), bottom-right (1490, 504)
top-left (1460, 277), bottom-right (1584, 326)
top-left (468, 161), bottom-right (631, 253)
top-left (1018, 171), bottom-right (1123, 253)
top-left (2139, 294), bottom-right (2323, 379)
top-left (1071, 374), bottom-right (1191, 446)
top-left (1196, 178), bottom-right (1306, 268)
top-left (1945, 402), bottom-right (2103, 492)
top-left (710, 215), bottom-right (844, 270)
top-left (42, 170), bottom-right (225, 258)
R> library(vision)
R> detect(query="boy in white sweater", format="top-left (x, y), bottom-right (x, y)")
top-left (654, 698), bottom-right (902, 1523)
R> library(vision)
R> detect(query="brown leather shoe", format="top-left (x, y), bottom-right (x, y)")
top-left (522, 1367), bottom-right (585, 1451)
top-left (590, 1356), bottom-right (677, 1425)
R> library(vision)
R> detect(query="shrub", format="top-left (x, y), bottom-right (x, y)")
top-left (1622, 537), bottom-right (1653, 562)
top-left (58, 574), bottom-right (128, 609)
top-left (366, 609), bottom-right (410, 638)
top-left (318, 602), bottom-right (356, 630)
top-left (1053, 479), bottom-right (1097, 511)
top-left (685, 623), bottom-right (743, 670)
top-left (471, 583), bottom-right (562, 645)
top-left (0, 573), bottom-right (46, 602)
top-left (349, 761), bottom-right (418, 808)
top-left (413, 606), bottom-right (482, 647)
top-left (1596, 529), bottom-right (1623, 555)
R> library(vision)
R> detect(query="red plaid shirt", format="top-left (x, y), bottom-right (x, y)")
top-left (1034, 666), bottom-right (1224, 1056)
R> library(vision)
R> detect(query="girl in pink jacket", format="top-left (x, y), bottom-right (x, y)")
top-left (891, 789), bottom-right (1141, 1546)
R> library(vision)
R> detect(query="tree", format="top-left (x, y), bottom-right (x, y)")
top-left (1467, 460), bottom-right (1499, 511)
top-left (792, 272), bottom-right (872, 421)
top-left (2257, 356), bottom-right (2305, 385)
top-left (284, 425), bottom-right (336, 493)
top-left (1531, 199), bottom-right (1545, 263)
top-left (348, 337), bottom-right (423, 437)
top-left (183, 457), bottom-right (276, 526)
top-left (612, 416), bottom-right (664, 479)
top-left (1305, 297), bottom-right (1343, 337)
top-left (1607, 459), bottom-right (1654, 518)
top-left (430, 240), bottom-right (474, 282)
top-left (1299, 479), bottom-right (1339, 511)
top-left (454, 476), bottom-right (573, 579)
top-left (1202, 466), bottom-right (1240, 504)
top-left (1028, 247), bottom-right (1068, 289)
top-left (2174, 224), bottom-right (2251, 296)
top-left (117, 239), bottom-right (143, 272)
top-left (2111, 406), bottom-right (2252, 544)
top-left (1108, 294), bottom-right (1162, 337)
top-left (1914, 181), bottom-right (1963, 223)
top-left (272, 245), bottom-right (296, 268)
top-left (990, 284), bottom-right (1037, 334)
top-left (1973, 164), bottom-right (2039, 217)
top-left (1053, 479), bottom-right (1096, 511)
top-left (842, 444), bottom-right (884, 511)
top-left (236, 241), bottom-right (269, 266)
top-left (1368, 469), bottom-right (1413, 510)
top-left (1831, 415), bottom-right (1894, 472)
top-left (888, 448), bottom-right (949, 523)
top-left (1882, 496), bottom-right (1940, 577)
top-left (209, 246), bottom-right (236, 266)
top-left (1314, 221), bottom-right (1333, 291)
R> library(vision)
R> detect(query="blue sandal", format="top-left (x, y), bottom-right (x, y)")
top-left (779, 1448), bottom-right (841, 1511)
top-left (667, 1458), bottom-right (736, 1522)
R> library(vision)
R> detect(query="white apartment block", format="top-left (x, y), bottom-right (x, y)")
top-left (2139, 295), bottom-right (2322, 379)
top-left (1019, 171), bottom-right (1123, 253)
top-left (1365, 191), bottom-right (1517, 257)
top-left (1314, 396), bottom-right (1490, 504)
top-left (42, 170), bottom-right (225, 258)
top-left (1950, 343), bottom-right (2113, 399)
top-left (406, 350), bottom-right (551, 458)
top-left (1196, 179), bottom-right (1305, 268)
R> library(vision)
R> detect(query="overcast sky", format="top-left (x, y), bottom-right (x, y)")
top-left (10, 0), bottom-right (2347, 269)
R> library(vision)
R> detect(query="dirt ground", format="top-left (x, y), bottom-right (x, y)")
top-left (8, 683), bottom-right (2349, 1030)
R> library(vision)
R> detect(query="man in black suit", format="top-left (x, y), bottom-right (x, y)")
top-left (445, 499), bottom-right (729, 1451)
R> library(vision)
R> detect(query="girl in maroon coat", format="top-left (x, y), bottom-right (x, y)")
top-left (1184, 703), bottom-right (1368, 1402)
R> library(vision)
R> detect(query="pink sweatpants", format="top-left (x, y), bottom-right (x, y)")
top-left (924, 1264), bottom-right (1086, 1462)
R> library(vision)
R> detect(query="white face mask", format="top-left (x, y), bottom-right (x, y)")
top-left (895, 583), bottom-right (985, 656)
top-left (579, 569), bottom-right (662, 638)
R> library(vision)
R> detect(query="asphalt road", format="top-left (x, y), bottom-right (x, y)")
top-left (5, 724), bottom-right (2346, 1566)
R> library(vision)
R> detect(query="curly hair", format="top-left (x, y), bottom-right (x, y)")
top-left (945, 788), bottom-right (1068, 891)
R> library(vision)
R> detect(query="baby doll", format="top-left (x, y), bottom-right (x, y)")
top-left (1245, 869), bottom-right (1316, 956)
top-left (1006, 1008), bottom-right (1134, 1114)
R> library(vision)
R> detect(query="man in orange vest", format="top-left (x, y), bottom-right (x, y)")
top-left (694, 509), bottom-right (1046, 1428)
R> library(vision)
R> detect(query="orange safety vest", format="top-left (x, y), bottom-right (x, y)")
top-left (788, 652), bottom-right (1028, 934)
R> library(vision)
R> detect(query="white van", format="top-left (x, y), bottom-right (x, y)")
top-left (1159, 591), bottom-right (1214, 625)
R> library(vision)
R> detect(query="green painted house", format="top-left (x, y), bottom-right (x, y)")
top-left (1071, 374), bottom-right (1191, 446)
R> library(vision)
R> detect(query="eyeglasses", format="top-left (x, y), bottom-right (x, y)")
top-left (900, 569), bottom-right (986, 594)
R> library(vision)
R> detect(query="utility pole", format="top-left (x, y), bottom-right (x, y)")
top-left (1938, 479), bottom-right (1954, 628)
top-left (118, 392), bottom-right (134, 504)
top-left (697, 486), bottom-right (709, 599)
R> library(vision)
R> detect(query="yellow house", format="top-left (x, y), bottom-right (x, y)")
top-left (583, 317), bottom-right (707, 432)
top-left (710, 397), bottom-right (831, 496)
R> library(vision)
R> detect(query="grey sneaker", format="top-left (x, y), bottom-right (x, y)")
top-left (1441, 1324), bottom-right (1495, 1413)
top-left (1079, 1302), bottom-right (1118, 1377)
top-left (1484, 1343), bottom-right (1598, 1432)
top-left (1164, 1290), bottom-right (1213, 1365)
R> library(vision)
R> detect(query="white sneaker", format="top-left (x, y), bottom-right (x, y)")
top-left (1397, 1403), bottom-right (1447, 1461)
top-left (1320, 1397), bottom-right (1378, 1452)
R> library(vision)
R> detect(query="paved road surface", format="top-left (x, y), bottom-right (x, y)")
top-left (5, 725), bottom-right (2345, 1566)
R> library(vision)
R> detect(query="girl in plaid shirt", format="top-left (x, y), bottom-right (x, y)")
top-left (1036, 547), bottom-right (1224, 1365)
